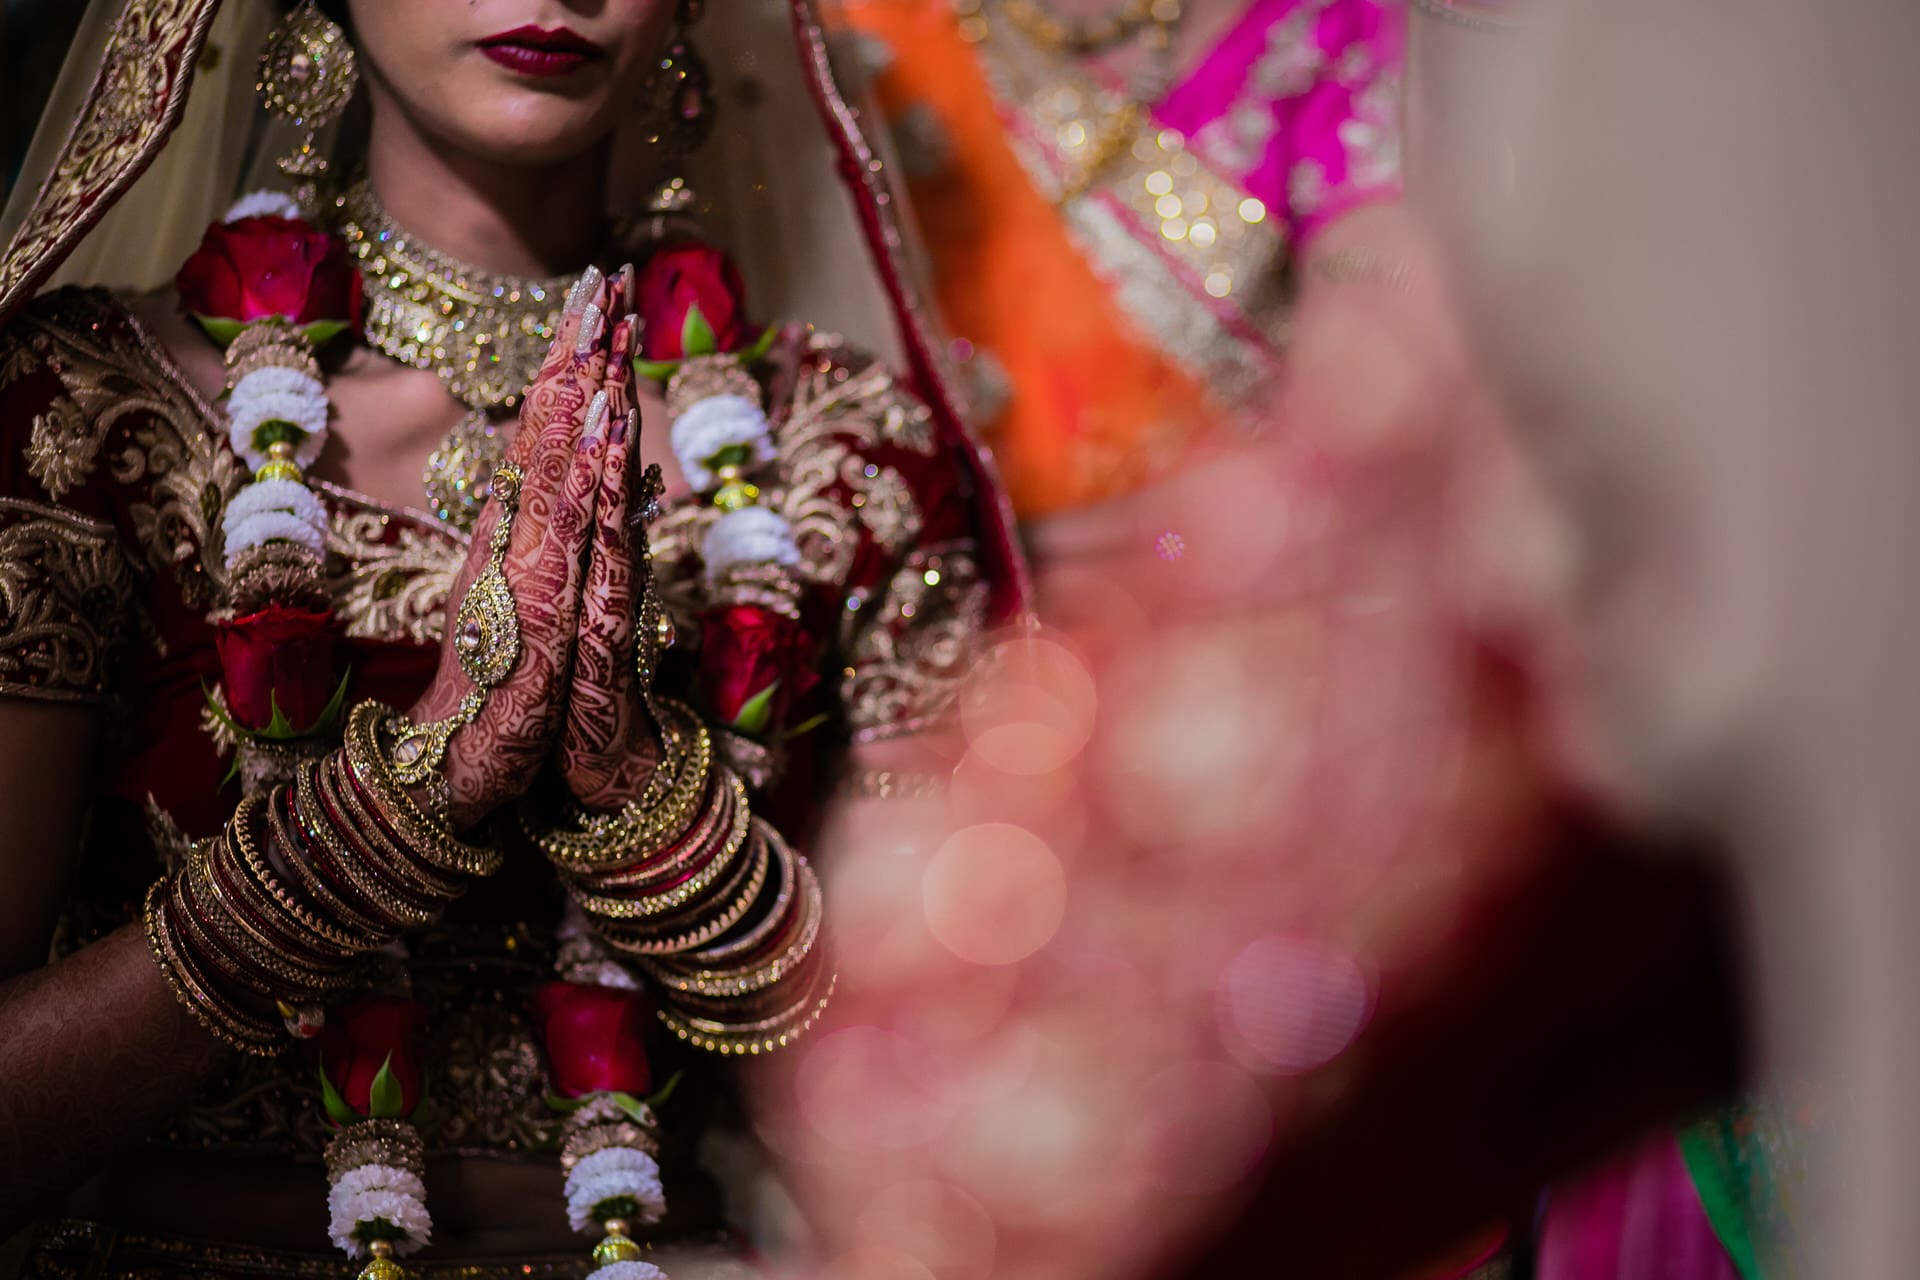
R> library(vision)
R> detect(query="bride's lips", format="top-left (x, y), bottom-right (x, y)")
top-left (476, 26), bottom-right (602, 78)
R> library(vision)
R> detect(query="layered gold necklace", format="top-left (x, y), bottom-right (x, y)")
top-left (333, 180), bottom-right (577, 415)
top-left (333, 181), bottom-right (591, 530)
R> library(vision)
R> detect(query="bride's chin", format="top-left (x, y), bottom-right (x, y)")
top-left (424, 98), bottom-right (626, 170)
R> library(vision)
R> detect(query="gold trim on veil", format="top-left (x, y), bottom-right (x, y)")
top-left (0, 0), bottom-right (234, 324)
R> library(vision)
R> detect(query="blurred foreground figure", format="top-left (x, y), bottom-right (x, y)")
top-left (749, 55), bottom-right (1743, 1273)
top-left (1436, 0), bottom-right (1920, 1275)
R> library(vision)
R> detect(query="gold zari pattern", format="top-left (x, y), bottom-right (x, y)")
top-left (0, 497), bottom-right (133, 702)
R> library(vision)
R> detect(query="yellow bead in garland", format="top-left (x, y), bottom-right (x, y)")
top-left (358, 1239), bottom-right (408, 1280)
top-left (594, 1221), bottom-right (645, 1268)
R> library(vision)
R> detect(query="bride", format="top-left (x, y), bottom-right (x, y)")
top-left (0, 0), bottom-right (1026, 1274)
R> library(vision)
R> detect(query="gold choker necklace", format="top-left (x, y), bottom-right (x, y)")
top-left (333, 181), bottom-right (580, 413)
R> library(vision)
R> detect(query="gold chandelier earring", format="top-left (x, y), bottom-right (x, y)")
top-left (257, 0), bottom-right (360, 207)
top-left (646, 0), bottom-right (715, 216)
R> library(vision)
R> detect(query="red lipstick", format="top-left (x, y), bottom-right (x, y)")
top-left (476, 25), bottom-right (601, 78)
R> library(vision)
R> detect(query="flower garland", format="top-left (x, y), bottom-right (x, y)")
top-left (317, 998), bottom-right (435, 1276)
top-left (540, 944), bottom-right (674, 1280)
top-left (634, 242), bottom-right (813, 754)
top-left (178, 193), bottom-right (363, 795)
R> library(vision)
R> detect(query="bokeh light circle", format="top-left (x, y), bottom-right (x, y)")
top-left (922, 824), bottom-right (1068, 966)
top-left (960, 636), bottom-right (1097, 775)
top-left (1216, 934), bottom-right (1372, 1075)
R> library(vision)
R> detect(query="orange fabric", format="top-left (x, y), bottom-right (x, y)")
top-left (846, 2), bottom-right (1222, 519)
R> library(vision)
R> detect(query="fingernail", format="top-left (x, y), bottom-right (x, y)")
top-left (575, 304), bottom-right (604, 354)
top-left (611, 408), bottom-right (635, 446)
top-left (565, 264), bottom-right (603, 314)
top-left (583, 390), bottom-right (610, 443)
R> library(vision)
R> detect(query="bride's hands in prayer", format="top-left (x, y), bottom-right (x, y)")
top-left (554, 265), bottom-right (663, 812)
top-left (404, 266), bottom-right (618, 829)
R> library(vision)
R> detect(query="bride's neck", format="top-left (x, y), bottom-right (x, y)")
top-left (361, 113), bottom-right (609, 279)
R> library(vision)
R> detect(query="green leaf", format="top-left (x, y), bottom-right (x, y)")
top-left (193, 315), bottom-right (247, 347)
top-left (730, 682), bottom-right (779, 737)
top-left (643, 1069), bottom-right (685, 1111)
top-left (610, 1091), bottom-right (650, 1124)
top-left (354, 1219), bottom-right (407, 1243)
top-left (682, 304), bottom-right (718, 358)
top-left (263, 689), bottom-right (297, 739)
top-left (633, 356), bottom-right (681, 383)
top-left (592, 1195), bottom-right (643, 1224)
top-left (368, 1054), bottom-right (404, 1118)
top-left (307, 668), bottom-right (354, 737)
top-left (741, 323), bottom-right (779, 364)
top-left (251, 419), bottom-right (306, 453)
top-left (303, 319), bottom-right (349, 347)
top-left (545, 1092), bottom-right (593, 1114)
top-left (201, 678), bottom-right (243, 737)
top-left (319, 1064), bottom-right (360, 1127)
top-left (704, 442), bottom-right (755, 472)
top-left (779, 712), bottom-right (830, 743)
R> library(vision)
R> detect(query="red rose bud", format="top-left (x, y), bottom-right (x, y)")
top-left (635, 241), bottom-right (750, 360)
top-left (316, 997), bottom-right (426, 1122)
top-left (535, 981), bottom-right (655, 1099)
top-left (213, 605), bottom-right (338, 733)
top-left (697, 604), bottom-right (819, 735)
top-left (175, 216), bottom-right (364, 336)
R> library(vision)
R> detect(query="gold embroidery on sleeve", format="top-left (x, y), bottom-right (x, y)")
top-left (26, 396), bottom-right (98, 500)
top-left (327, 507), bottom-right (465, 645)
top-left (843, 545), bottom-right (987, 739)
top-left (0, 497), bottom-right (133, 701)
top-left (23, 292), bottom-right (244, 611)
top-left (0, 331), bottom-right (43, 388)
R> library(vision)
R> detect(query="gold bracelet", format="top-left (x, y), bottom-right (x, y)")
top-left (273, 774), bottom-right (393, 943)
top-left (646, 844), bottom-right (824, 998)
top-left (143, 877), bottom-right (284, 1056)
top-left (565, 767), bottom-right (732, 893)
top-left (177, 850), bottom-right (349, 997)
top-left (324, 752), bottom-right (466, 901)
top-left (343, 700), bottom-right (502, 878)
top-left (655, 971), bottom-right (836, 1057)
top-left (683, 826), bottom-right (803, 964)
top-left (568, 774), bottom-right (752, 920)
top-left (524, 702), bottom-right (713, 869)
top-left (226, 796), bottom-right (367, 957)
top-left (594, 826), bottom-right (774, 958)
top-left (297, 756), bottom-right (438, 930)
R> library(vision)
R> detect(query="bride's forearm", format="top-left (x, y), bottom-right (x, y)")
top-left (0, 923), bottom-right (229, 1235)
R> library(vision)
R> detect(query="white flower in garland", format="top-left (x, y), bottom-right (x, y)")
top-left (669, 394), bottom-right (774, 492)
top-left (701, 506), bottom-right (799, 586)
top-left (327, 1163), bottom-right (432, 1258)
top-left (225, 189), bottom-right (305, 223)
top-left (565, 1145), bottom-right (667, 1233)
top-left (223, 476), bottom-right (330, 562)
top-left (228, 365), bottom-right (329, 472)
top-left (225, 475), bottom-right (328, 532)
top-left (590, 1263), bottom-right (668, 1280)
top-left (225, 509), bottom-right (327, 557)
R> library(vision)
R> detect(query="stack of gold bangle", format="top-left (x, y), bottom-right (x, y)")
top-left (523, 697), bottom-right (833, 1055)
top-left (144, 698), bottom-right (502, 1056)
